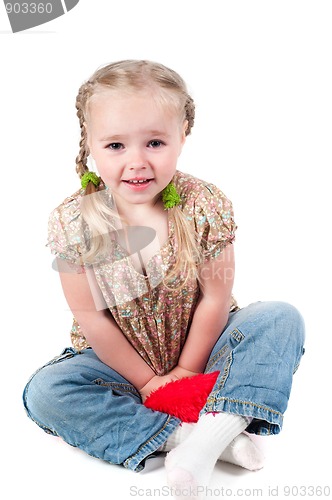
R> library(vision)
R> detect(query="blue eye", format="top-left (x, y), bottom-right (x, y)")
top-left (108, 143), bottom-right (123, 150)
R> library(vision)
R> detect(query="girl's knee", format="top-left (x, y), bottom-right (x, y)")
top-left (267, 301), bottom-right (305, 339)
top-left (254, 301), bottom-right (304, 331)
top-left (23, 364), bottom-right (64, 428)
top-left (244, 301), bottom-right (305, 353)
top-left (257, 301), bottom-right (305, 362)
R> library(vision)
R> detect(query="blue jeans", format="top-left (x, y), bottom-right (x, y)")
top-left (23, 301), bottom-right (305, 472)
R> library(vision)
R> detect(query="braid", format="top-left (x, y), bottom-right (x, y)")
top-left (75, 82), bottom-right (102, 195)
top-left (184, 94), bottom-right (195, 136)
top-left (75, 85), bottom-right (91, 178)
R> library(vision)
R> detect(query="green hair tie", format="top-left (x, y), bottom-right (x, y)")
top-left (162, 182), bottom-right (181, 210)
top-left (81, 171), bottom-right (101, 189)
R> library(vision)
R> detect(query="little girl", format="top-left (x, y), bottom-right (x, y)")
top-left (23, 60), bottom-right (305, 499)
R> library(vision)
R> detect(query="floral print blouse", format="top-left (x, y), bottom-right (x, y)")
top-left (47, 170), bottom-right (238, 375)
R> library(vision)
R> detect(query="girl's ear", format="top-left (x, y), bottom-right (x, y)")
top-left (181, 120), bottom-right (189, 145)
top-left (84, 121), bottom-right (92, 154)
top-left (177, 121), bottom-right (188, 157)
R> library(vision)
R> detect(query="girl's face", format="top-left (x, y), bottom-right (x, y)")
top-left (86, 90), bottom-right (187, 212)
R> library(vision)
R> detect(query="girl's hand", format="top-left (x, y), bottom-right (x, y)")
top-left (139, 374), bottom-right (179, 403)
top-left (139, 366), bottom-right (200, 403)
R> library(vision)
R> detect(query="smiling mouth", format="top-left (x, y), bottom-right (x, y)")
top-left (123, 178), bottom-right (154, 184)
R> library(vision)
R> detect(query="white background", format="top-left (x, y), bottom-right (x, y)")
top-left (1, 1), bottom-right (331, 499)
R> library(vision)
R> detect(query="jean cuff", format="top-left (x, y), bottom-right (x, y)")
top-left (122, 415), bottom-right (181, 472)
top-left (201, 395), bottom-right (283, 436)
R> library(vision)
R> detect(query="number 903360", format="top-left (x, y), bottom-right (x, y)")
top-left (5, 3), bottom-right (53, 14)
top-left (283, 485), bottom-right (331, 497)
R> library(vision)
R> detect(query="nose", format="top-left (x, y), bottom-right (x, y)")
top-left (127, 146), bottom-right (147, 170)
top-left (129, 164), bottom-right (147, 173)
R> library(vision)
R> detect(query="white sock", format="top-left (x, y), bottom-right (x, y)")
top-left (159, 425), bottom-right (264, 471)
top-left (220, 433), bottom-right (265, 471)
top-left (165, 412), bottom-right (250, 499)
top-left (158, 423), bottom-right (195, 452)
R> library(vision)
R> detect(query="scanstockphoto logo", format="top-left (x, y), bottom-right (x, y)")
top-left (4, 0), bottom-right (79, 32)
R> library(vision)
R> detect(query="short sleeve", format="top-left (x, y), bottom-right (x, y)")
top-left (193, 183), bottom-right (237, 261)
top-left (46, 194), bottom-right (86, 273)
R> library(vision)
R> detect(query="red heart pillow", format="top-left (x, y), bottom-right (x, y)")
top-left (144, 371), bottom-right (220, 423)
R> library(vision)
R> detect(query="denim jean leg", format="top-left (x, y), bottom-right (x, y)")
top-left (202, 301), bottom-right (305, 435)
top-left (23, 348), bottom-right (181, 471)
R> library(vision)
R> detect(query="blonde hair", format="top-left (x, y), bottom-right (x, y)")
top-left (75, 59), bottom-right (202, 287)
